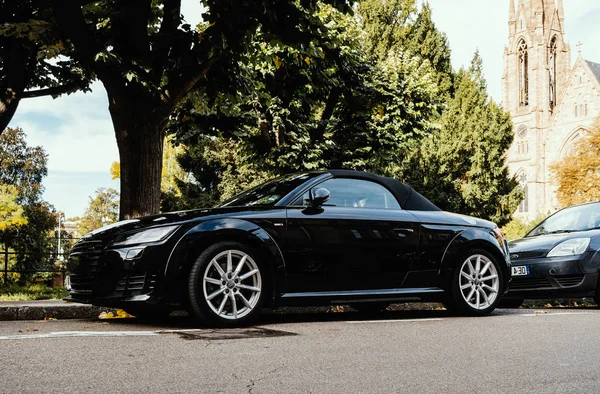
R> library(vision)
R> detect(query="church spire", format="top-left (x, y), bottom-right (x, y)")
top-left (509, 0), bottom-right (516, 21)
top-left (557, 0), bottom-right (565, 26)
top-left (509, 0), bottom-right (516, 37)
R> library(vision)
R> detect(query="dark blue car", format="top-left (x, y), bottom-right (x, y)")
top-left (505, 202), bottom-right (600, 307)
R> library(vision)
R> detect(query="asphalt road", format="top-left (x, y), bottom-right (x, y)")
top-left (1, 307), bottom-right (599, 394)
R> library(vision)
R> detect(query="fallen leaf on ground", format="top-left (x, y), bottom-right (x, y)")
top-left (26, 328), bottom-right (39, 332)
top-left (98, 309), bottom-right (135, 319)
top-left (44, 317), bottom-right (57, 321)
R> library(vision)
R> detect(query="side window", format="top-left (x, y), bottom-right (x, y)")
top-left (293, 178), bottom-right (401, 209)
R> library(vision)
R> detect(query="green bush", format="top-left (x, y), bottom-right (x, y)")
top-left (501, 213), bottom-right (548, 241)
top-left (0, 283), bottom-right (68, 301)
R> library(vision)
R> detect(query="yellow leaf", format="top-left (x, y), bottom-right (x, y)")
top-left (274, 56), bottom-right (281, 70)
top-left (116, 309), bottom-right (135, 318)
top-left (98, 311), bottom-right (115, 319)
top-left (109, 162), bottom-right (120, 180)
top-left (304, 56), bottom-right (311, 65)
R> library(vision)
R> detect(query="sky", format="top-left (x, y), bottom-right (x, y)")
top-left (8, 0), bottom-right (600, 219)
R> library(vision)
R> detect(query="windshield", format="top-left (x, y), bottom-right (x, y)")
top-left (527, 202), bottom-right (600, 237)
top-left (218, 173), bottom-right (322, 207)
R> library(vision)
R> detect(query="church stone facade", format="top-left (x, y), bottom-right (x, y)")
top-left (503, 0), bottom-right (600, 220)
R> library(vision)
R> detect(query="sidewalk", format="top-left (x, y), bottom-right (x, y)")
top-left (0, 300), bottom-right (116, 321)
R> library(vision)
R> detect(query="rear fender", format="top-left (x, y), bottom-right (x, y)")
top-left (163, 218), bottom-right (286, 305)
top-left (440, 228), bottom-right (510, 293)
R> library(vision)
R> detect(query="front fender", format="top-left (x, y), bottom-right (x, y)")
top-left (440, 228), bottom-right (511, 293)
top-left (162, 218), bottom-right (286, 304)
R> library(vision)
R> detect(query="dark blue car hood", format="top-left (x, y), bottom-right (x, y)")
top-left (508, 229), bottom-right (600, 253)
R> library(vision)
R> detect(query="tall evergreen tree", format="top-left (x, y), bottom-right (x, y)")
top-left (402, 3), bottom-right (453, 97)
top-left (407, 52), bottom-right (521, 225)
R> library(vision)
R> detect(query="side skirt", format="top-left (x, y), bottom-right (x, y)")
top-left (279, 287), bottom-right (445, 306)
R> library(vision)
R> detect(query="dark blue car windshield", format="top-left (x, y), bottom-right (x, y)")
top-left (218, 173), bottom-right (321, 207)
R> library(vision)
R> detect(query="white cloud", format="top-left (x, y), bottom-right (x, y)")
top-left (9, 82), bottom-right (119, 173)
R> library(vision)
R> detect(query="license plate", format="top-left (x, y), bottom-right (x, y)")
top-left (511, 265), bottom-right (530, 276)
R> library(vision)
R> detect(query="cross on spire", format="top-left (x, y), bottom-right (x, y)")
top-left (576, 41), bottom-right (584, 54)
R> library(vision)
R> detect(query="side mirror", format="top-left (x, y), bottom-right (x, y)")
top-left (311, 188), bottom-right (330, 208)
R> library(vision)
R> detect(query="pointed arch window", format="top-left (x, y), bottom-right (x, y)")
top-left (518, 39), bottom-right (529, 106)
top-left (549, 37), bottom-right (557, 109)
top-left (518, 172), bottom-right (529, 213)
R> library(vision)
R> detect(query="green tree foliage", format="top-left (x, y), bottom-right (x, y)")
top-left (357, 0), bottom-right (452, 97)
top-left (168, 4), bottom-right (441, 208)
top-left (0, 128), bottom-right (47, 204)
top-left (0, 0), bottom-right (90, 133)
top-left (77, 188), bottom-right (119, 236)
top-left (551, 118), bottom-right (600, 207)
top-left (0, 185), bottom-right (26, 231)
top-left (0, 128), bottom-right (55, 283)
top-left (357, 0), bottom-right (416, 61)
top-left (41, 0), bottom-right (354, 220)
top-left (406, 52), bottom-right (521, 226)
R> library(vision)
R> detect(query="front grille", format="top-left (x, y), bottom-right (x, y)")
top-left (510, 251), bottom-right (545, 261)
top-left (510, 277), bottom-right (551, 290)
top-left (556, 274), bottom-right (585, 287)
top-left (68, 239), bottom-right (106, 294)
top-left (71, 239), bottom-right (104, 253)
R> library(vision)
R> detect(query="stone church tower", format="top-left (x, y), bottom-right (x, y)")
top-left (503, 0), bottom-right (600, 220)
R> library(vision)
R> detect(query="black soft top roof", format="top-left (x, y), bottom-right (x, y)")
top-left (326, 169), bottom-right (441, 212)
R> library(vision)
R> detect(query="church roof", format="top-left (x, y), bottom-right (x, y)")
top-left (586, 60), bottom-right (600, 84)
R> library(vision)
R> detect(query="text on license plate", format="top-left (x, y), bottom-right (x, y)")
top-left (512, 265), bottom-right (530, 276)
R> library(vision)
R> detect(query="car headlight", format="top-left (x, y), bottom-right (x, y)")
top-left (112, 225), bottom-right (179, 246)
top-left (547, 238), bottom-right (590, 257)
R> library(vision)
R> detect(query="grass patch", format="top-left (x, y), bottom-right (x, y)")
top-left (0, 284), bottom-right (68, 301)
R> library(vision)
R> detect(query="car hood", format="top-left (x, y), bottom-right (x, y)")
top-left (508, 232), bottom-right (583, 253)
top-left (79, 206), bottom-right (275, 241)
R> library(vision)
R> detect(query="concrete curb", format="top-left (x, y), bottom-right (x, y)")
top-left (0, 301), bottom-right (117, 321)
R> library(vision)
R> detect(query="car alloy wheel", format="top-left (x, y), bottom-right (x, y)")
top-left (188, 241), bottom-right (266, 327)
top-left (458, 253), bottom-right (500, 311)
top-left (202, 249), bottom-right (262, 320)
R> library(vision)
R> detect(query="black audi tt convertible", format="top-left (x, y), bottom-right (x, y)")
top-left (66, 170), bottom-right (511, 326)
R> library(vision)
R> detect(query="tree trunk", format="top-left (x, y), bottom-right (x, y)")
top-left (0, 40), bottom-right (31, 134)
top-left (0, 97), bottom-right (22, 134)
top-left (108, 96), bottom-right (166, 220)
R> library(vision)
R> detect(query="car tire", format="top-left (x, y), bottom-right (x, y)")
top-left (447, 249), bottom-right (503, 316)
top-left (594, 279), bottom-right (600, 307)
top-left (498, 298), bottom-right (524, 308)
top-left (350, 302), bottom-right (390, 314)
top-left (188, 241), bottom-right (268, 327)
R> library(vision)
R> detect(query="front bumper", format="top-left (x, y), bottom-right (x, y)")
top-left (506, 254), bottom-right (599, 299)
top-left (66, 239), bottom-right (168, 308)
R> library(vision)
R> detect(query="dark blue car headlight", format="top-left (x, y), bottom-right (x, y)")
top-left (547, 238), bottom-right (590, 257)
top-left (112, 225), bottom-right (179, 246)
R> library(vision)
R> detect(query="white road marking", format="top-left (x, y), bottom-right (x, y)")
top-left (519, 312), bottom-right (594, 317)
top-left (0, 330), bottom-right (159, 340)
top-left (347, 318), bottom-right (443, 324)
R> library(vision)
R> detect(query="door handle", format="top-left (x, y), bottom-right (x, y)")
top-left (393, 228), bottom-right (414, 236)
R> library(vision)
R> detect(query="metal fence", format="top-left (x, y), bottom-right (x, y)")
top-left (1, 236), bottom-right (80, 286)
